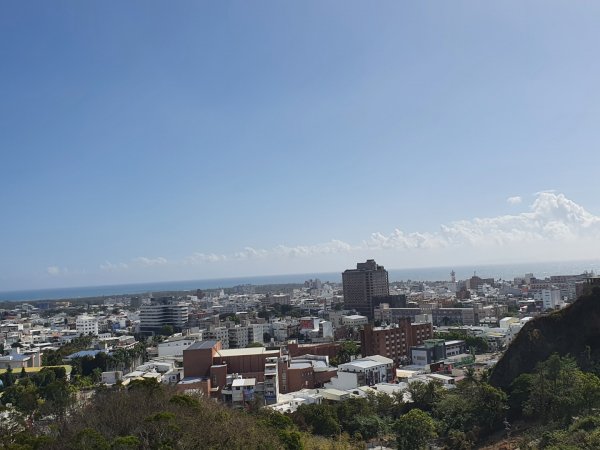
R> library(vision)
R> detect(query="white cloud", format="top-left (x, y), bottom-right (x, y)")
top-left (46, 266), bottom-right (60, 276)
top-left (100, 261), bottom-right (129, 271)
top-left (367, 192), bottom-right (600, 250)
top-left (507, 196), bottom-right (522, 205)
top-left (91, 192), bottom-right (600, 272)
top-left (46, 266), bottom-right (67, 276)
top-left (184, 252), bottom-right (228, 265)
top-left (270, 240), bottom-right (357, 258)
top-left (235, 247), bottom-right (266, 260)
top-left (132, 256), bottom-right (168, 266)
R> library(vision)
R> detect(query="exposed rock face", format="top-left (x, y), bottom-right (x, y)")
top-left (490, 286), bottom-right (600, 390)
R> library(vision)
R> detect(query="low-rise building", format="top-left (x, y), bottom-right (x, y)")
top-left (326, 355), bottom-right (394, 389)
top-left (360, 321), bottom-right (433, 365)
top-left (76, 315), bottom-right (99, 336)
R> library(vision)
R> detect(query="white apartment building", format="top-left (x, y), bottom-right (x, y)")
top-left (76, 315), bottom-right (99, 336)
top-left (326, 355), bottom-right (394, 389)
top-left (205, 326), bottom-right (230, 349)
top-left (538, 289), bottom-right (564, 310)
top-left (341, 314), bottom-right (369, 327)
top-left (228, 326), bottom-right (249, 349)
top-left (264, 357), bottom-right (279, 405)
top-left (140, 298), bottom-right (189, 334)
top-left (271, 321), bottom-right (289, 342)
top-left (249, 324), bottom-right (266, 345)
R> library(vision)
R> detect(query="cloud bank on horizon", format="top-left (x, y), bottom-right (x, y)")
top-left (47, 192), bottom-right (600, 281)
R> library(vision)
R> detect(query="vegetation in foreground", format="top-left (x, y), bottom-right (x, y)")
top-left (0, 379), bottom-right (361, 450)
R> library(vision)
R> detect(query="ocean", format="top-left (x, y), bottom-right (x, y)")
top-left (1, 259), bottom-right (599, 302)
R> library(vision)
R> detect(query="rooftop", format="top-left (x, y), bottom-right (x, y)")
top-left (217, 348), bottom-right (280, 357)
top-left (65, 349), bottom-right (108, 359)
top-left (232, 378), bottom-right (256, 387)
top-left (186, 340), bottom-right (218, 350)
top-left (342, 360), bottom-right (382, 370)
top-left (363, 355), bottom-right (394, 365)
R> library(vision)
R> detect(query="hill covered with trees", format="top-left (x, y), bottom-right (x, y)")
top-left (490, 285), bottom-right (600, 389)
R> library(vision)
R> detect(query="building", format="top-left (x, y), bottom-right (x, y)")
top-left (326, 355), bottom-right (394, 389)
top-left (264, 357), bottom-right (280, 405)
top-left (140, 297), bottom-right (189, 335)
top-left (0, 348), bottom-right (42, 370)
top-left (287, 342), bottom-right (341, 360)
top-left (76, 315), bottom-right (99, 336)
top-left (221, 376), bottom-right (256, 405)
top-left (444, 340), bottom-right (467, 357)
top-left (228, 326), bottom-right (250, 349)
top-left (410, 339), bottom-right (448, 366)
top-left (341, 314), bottom-right (369, 327)
top-left (342, 259), bottom-right (390, 318)
top-left (298, 318), bottom-right (334, 341)
top-left (360, 321), bottom-right (433, 365)
top-left (539, 288), bottom-right (564, 310)
top-left (157, 335), bottom-right (201, 357)
top-left (267, 294), bottom-right (291, 306)
top-left (182, 340), bottom-right (337, 399)
top-left (374, 306), bottom-right (421, 324)
top-left (183, 340), bottom-right (281, 397)
top-left (204, 326), bottom-right (230, 349)
top-left (376, 305), bottom-right (478, 326)
top-left (371, 294), bottom-right (407, 310)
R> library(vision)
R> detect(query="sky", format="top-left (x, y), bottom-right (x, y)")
top-left (1, 1), bottom-right (600, 291)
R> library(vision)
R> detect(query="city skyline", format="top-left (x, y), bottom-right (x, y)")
top-left (2, 2), bottom-right (600, 290)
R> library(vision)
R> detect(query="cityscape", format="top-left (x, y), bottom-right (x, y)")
top-left (1, 258), bottom-right (599, 448)
top-left (2, 1), bottom-right (600, 449)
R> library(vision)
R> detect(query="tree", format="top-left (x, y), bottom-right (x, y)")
top-left (1, 366), bottom-right (16, 388)
top-left (394, 409), bottom-right (437, 450)
top-left (159, 325), bottom-right (174, 336)
top-left (2, 380), bottom-right (40, 417)
top-left (294, 403), bottom-right (340, 437)
top-left (367, 390), bottom-right (405, 420)
top-left (258, 410), bottom-right (303, 450)
top-left (337, 340), bottom-right (360, 364)
top-left (433, 381), bottom-right (507, 439)
top-left (406, 380), bottom-right (445, 413)
top-left (523, 354), bottom-right (600, 423)
top-left (91, 367), bottom-right (103, 383)
top-left (39, 379), bottom-right (74, 419)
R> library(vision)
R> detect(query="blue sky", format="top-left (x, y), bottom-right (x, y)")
top-left (2, 1), bottom-right (600, 290)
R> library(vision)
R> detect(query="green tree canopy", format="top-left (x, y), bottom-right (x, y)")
top-left (394, 408), bottom-right (437, 450)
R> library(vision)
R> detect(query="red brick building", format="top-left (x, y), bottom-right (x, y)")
top-left (183, 340), bottom-right (337, 398)
top-left (183, 340), bottom-right (281, 396)
top-left (360, 320), bottom-right (433, 365)
top-left (287, 342), bottom-right (341, 360)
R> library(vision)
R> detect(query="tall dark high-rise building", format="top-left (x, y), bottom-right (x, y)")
top-left (342, 259), bottom-right (390, 318)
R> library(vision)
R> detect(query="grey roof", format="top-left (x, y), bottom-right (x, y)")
top-left (65, 350), bottom-right (108, 359)
top-left (187, 340), bottom-right (218, 350)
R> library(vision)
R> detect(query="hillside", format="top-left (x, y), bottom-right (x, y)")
top-left (490, 285), bottom-right (600, 389)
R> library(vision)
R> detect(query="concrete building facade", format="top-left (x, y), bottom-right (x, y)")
top-left (140, 297), bottom-right (189, 334)
top-left (76, 315), bottom-right (99, 336)
top-left (342, 259), bottom-right (389, 318)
